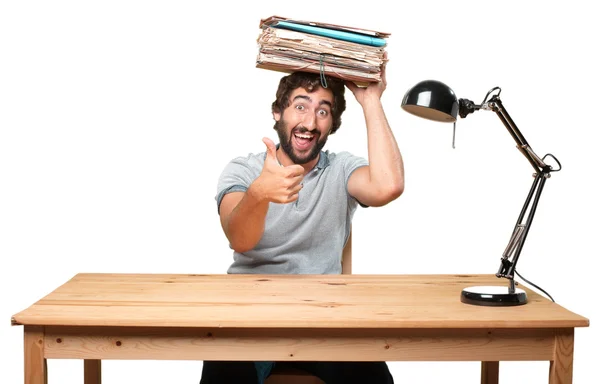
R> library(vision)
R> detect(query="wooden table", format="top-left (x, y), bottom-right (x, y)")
top-left (11, 273), bottom-right (589, 384)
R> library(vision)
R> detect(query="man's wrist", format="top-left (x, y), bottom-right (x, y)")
top-left (362, 94), bottom-right (383, 109)
top-left (247, 179), bottom-right (269, 205)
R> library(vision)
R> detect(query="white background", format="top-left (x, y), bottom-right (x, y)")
top-left (1, 1), bottom-right (597, 383)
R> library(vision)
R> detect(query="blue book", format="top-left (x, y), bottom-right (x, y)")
top-left (273, 21), bottom-right (387, 47)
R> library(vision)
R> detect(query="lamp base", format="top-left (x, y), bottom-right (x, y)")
top-left (461, 285), bottom-right (527, 306)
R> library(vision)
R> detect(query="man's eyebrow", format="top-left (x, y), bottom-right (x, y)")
top-left (319, 100), bottom-right (332, 109)
top-left (292, 95), bottom-right (311, 103)
top-left (291, 95), bottom-right (332, 108)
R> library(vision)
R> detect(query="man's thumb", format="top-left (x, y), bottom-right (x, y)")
top-left (262, 137), bottom-right (278, 160)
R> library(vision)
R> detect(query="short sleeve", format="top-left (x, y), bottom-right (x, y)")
top-left (339, 152), bottom-right (368, 188)
top-left (334, 151), bottom-right (369, 208)
top-left (215, 154), bottom-right (263, 214)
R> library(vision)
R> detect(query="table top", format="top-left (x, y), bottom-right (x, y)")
top-left (11, 273), bottom-right (589, 329)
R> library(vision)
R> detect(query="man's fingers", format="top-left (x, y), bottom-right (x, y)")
top-left (381, 52), bottom-right (388, 85)
top-left (290, 183), bottom-right (303, 195)
top-left (285, 164), bottom-right (305, 177)
top-left (345, 80), bottom-right (358, 95)
top-left (262, 137), bottom-right (278, 161)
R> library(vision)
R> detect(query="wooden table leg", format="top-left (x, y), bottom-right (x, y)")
top-left (24, 326), bottom-right (47, 384)
top-left (549, 329), bottom-right (574, 384)
top-left (84, 360), bottom-right (102, 384)
top-left (481, 361), bottom-right (499, 384)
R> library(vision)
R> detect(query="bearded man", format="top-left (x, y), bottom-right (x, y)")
top-left (201, 62), bottom-right (404, 384)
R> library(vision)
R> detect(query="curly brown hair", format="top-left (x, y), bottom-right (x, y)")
top-left (271, 72), bottom-right (346, 134)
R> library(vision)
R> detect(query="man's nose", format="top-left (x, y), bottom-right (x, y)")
top-left (302, 113), bottom-right (317, 130)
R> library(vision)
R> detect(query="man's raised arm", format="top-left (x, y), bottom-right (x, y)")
top-left (346, 57), bottom-right (405, 207)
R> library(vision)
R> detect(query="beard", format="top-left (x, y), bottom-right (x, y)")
top-left (275, 118), bottom-right (329, 165)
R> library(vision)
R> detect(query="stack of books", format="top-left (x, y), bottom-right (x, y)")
top-left (256, 16), bottom-right (390, 85)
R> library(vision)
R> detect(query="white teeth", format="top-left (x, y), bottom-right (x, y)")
top-left (295, 133), bottom-right (313, 139)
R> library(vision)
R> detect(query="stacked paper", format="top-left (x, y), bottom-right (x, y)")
top-left (256, 16), bottom-right (390, 84)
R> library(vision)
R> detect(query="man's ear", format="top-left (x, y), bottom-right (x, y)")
top-left (272, 111), bottom-right (281, 122)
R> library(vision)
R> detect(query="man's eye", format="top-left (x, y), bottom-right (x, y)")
top-left (295, 105), bottom-right (305, 110)
top-left (318, 109), bottom-right (329, 116)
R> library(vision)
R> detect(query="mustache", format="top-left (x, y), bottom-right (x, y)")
top-left (292, 126), bottom-right (320, 137)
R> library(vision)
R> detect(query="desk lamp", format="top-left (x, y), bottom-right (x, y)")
top-left (401, 80), bottom-right (561, 306)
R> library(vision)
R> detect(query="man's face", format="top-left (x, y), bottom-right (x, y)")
top-left (274, 87), bottom-right (334, 165)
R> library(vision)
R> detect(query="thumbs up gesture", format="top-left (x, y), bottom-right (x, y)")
top-left (254, 138), bottom-right (305, 204)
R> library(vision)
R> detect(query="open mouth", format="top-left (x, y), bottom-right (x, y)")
top-left (292, 131), bottom-right (316, 151)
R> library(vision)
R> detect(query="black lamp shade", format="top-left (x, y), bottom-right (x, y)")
top-left (401, 80), bottom-right (459, 123)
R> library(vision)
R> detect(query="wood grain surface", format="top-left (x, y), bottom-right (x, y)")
top-left (12, 274), bottom-right (590, 329)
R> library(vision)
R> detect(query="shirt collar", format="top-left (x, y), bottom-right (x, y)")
top-left (315, 150), bottom-right (329, 169)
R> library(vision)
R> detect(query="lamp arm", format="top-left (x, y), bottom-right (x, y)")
top-left (459, 94), bottom-right (551, 173)
top-left (485, 95), bottom-right (552, 174)
top-left (459, 92), bottom-right (561, 293)
top-left (496, 173), bottom-right (547, 285)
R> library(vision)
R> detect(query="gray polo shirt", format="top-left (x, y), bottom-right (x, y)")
top-left (216, 149), bottom-right (368, 274)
